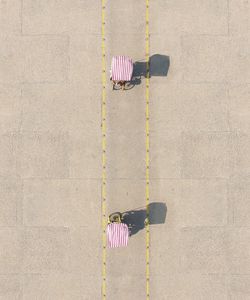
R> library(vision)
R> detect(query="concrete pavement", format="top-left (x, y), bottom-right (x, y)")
top-left (0, 0), bottom-right (249, 299)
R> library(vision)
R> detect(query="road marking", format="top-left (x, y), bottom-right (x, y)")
top-left (101, 0), bottom-right (107, 299)
top-left (145, 0), bottom-right (150, 299)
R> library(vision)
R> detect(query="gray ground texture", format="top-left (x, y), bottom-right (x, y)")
top-left (0, 0), bottom-right (250, 299)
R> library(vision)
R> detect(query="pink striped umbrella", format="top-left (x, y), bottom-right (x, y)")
top-left (107, 223), bottom-right (129, 248)
top-left (111, 56), bottom-right (133, 81)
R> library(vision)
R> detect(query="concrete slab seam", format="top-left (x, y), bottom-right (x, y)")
top-left (20, 0), bottom-right (23, 34)
top-left (227, 0), bottom-right (230, 35)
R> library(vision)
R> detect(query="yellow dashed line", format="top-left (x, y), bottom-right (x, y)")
top-left (145, 0), bottom-right (150, 299)
top-left (101, 0), bottom-right (107, 299)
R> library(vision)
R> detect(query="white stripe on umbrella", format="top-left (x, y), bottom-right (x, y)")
top-left (107, 223), bottom-right (129, 248)
top-left (111, 56), bottom-right (133, 81)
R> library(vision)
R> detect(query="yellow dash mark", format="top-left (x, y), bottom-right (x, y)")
top-left (145, 0), bottom-right (150, 299)
top-left (102, 138), bottom-right (106, 150)
top-left (101, 0), bottom-right (107, 299)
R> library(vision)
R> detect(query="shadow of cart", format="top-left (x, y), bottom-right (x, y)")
top-left (121, 202), bottom-right (167, 236)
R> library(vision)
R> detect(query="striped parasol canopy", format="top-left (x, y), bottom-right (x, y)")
top-left (107, 223), bottom-right (129, 248)
top-left (111, 56), bottom-right (133, 81)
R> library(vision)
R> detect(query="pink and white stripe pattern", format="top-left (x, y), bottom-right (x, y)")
top-left (107, 223), bottom-right (129, 248)
top-left (111, 56), bottom-right (133, 81)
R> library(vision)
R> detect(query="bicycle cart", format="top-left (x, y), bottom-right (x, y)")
top-left (110, 56), bottom-right (133, 90)
top-left (107, 212), bottom-right (129, 248)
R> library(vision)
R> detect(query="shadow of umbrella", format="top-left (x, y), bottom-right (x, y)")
top-left (149, 54), bottom-right (170, 77)
top-left (148, 202), bottom-right (167, 224)
top-left (127, 54), bottom-right (170, 89)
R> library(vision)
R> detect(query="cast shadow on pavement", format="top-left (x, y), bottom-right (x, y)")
top-left (122, 202), bottom-right (167, 236)
top-left (126, 54), bottom-right (170, 89)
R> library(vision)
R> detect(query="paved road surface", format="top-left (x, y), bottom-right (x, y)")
top-left (0, 0), bottom-right (249, 299)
